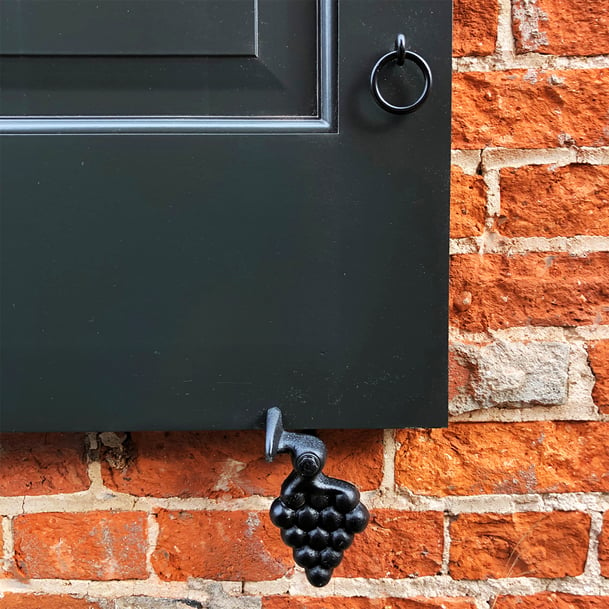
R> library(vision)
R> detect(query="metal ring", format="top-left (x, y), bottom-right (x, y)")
top-left (369, 47), bottom-right (432, 115)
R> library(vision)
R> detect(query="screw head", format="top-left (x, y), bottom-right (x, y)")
top-left (296, 452), bottom-right (321, 476)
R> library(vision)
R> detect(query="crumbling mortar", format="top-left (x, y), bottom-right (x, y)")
top-left (512, 0), bottom-right (549, 53)
top-left (450, 235), bottom-right (609, 256)
top-left (0, 578), bottom-right (212, 602)
top-left (496, 0), bottom-right (517, 58)
top-left (452, 145), bottom-right (609, 173)
top-left (243, 572), bottom-right (609, 599)
top-left (451, 325), bottom-right (609, 344)
top-left (145, 513), bottom-right (160, 581)
top-left (582, 510), bottom-right (604, 578)
top-left (380, 429), bottom-right (397, 495)
top-left (482, 167), bottom-right (501, 219)
top-left (1, 517), bottom-right (11, 576)
top-left (452, 149), bottom-right (484, 175)
top-left (5, 490), bottom-right (609, 526)
top-left (5, 572), bottom-right (609, 604)
top-left (453, 53), bottom-right (609, 73)
top-left (450, 236), bottom-right (482, 255)
top-left (133, 495), bottom-right (272, 513)
top-left (100, 432), bottom-right (137, 472)
top-left (441, 512), bottom-right (452, 575)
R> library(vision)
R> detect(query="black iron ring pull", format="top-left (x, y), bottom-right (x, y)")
top-left (370, 33), bottom-right (432, 115)
top-left (265, 407), bottom-right (370, 587)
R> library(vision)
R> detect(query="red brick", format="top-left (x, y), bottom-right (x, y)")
top-left (452, 70), bottom-right (609, 149)
top-left (513, 0), bottom-right (609, 56)
top-left (263, 598), bottom-right (476, 609)
top-left (450, 252), bottom-right (609, 332)
top-left (334, 510), bottom-right (443, 579)
top-left (396, 422), bottom-right (609, 496)
top-left (101, 429), bottom-right (382, 499)
top-left (597, 512), bottom-right (609, 576)
top-left (450, 511), bottom-right (590, 579)
top-left (453, 0), bottom-right (498, 57)
top-left (13, 511), bottom-right (148, 580)
top-left (0, 595), bottom-right (103, 609)
top-left (0, 433), bottom-right (89, 496)
top-left (448, 346), bottom-right (477, 401)
top-left (450, 167), bottom-right (486, 238)
top-left (589, 340), bottom-right (609, 414)
top-left (321, 430), bottom-right (383, 492)
top-left (151, 509), bottom-right (291, 581)
top-left (498, 165), bottom-right (609, 237)
top-left (494, 593), bottom-right (609, 609)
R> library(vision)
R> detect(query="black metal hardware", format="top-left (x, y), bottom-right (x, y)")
top-left (0, 1), bottom-right (452, 433)
top-left (265, 407), bottom-right (370, 587)
top-left (395, 33), bottom-right (407, 65)
top-left (370, 33), bottom-right (432, 114)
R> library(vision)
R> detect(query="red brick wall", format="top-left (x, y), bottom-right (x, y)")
top-left (2, 1), bottom-right (609, 607)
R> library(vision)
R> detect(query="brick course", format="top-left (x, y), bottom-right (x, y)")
top-left (396, 422), bottom-right (609, 496)
top-left (498, 165), bottom-right (609, 237)
top-left (453, 0), bottom-right (498, 57)
top-left (494, 594), bottom-right (609, 608)
top-left (263, 598), bottom-right (477, 609)
top-left (0, 433), bottom-right (89, 496)
top-left (512, 0), bottom-right (609, 56)
top-left (449, 512), bottom-right (590, 579)
top-left (151, 510), bottom-right (291, 581)
top-left (597, 512), bottom-right (609, 577)
top-left (102, 430), bottom-right (382, 499)
top-left (334, 510), bottom-right (444, 579)
top-left (0, 595), bottom-right (103, 609)
top-left (13, 511), bottom-right (148, 580)
top-left (452, 70), bottom-right (609, 150)
top-left (450, 252), bottom-right (609, 332)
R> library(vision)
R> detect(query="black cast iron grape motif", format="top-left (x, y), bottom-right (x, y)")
top-left (265, 407), bottom-right (370, 587)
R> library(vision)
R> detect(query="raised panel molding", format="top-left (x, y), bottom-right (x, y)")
top-left (0, 0), bottom-right (335, 133)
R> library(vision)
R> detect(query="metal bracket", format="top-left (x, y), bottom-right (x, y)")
top-left (265, 407), bottom-right (369, 587)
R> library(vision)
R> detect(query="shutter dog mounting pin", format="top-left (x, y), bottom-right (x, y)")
top-left (369, 33), bottom-right (433, 114)
top-left (265, 407), bottom-right (370, 587)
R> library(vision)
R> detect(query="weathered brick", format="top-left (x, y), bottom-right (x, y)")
top-left (455, 340), bottom-right (569, 411)
top-left (450, 511), bottom-right (590, 579)
top-left (396, 422), bottom-right (609, 496)
top-left (449, 346), bottom-right (476, 402)
top-left (263, 597), bottom-right (477, 609)
top-left (13, 511), bottom-right (148, 580)
top-left (494, 593), bottom-right (609, 608)
top-left (101, 429), bottom-right (382, 499)
top-left (334, 510), bottom-right (443, 579)
top-left (453, 0), bottom-right (498, 57)
top-left (597, 512), bottom-right (609, 577)
top-left (450, 252), bottom-right (609, 332)
top-left (513, 0), bottom-right (609, 56)
top-left (452, 70), bottom-right (609, 149)
top-left (498, 165), bottom-right (609, 237)
top-left (151, 510), bottom-right (291, 581)
top-left (450, 167), bottom-right (486, 238)
top-left (0, 433), bottom-right (89, 496)
top-left (589, 340), bottom-right (609, 414)
top-left (0, 595), bottom-right (103, 609)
